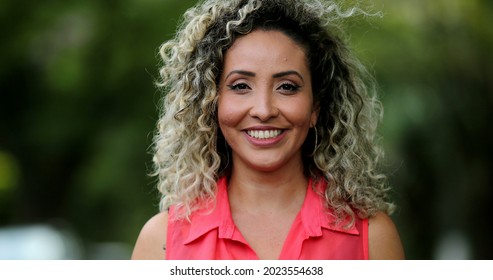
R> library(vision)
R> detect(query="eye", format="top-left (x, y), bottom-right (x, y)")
top-left (227, 82), bottom-right (251, 91)
top-left (277, 82), bottom-right (300, 93)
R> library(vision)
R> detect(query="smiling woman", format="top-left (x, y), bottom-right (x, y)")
top-left (218, 30), bottom-right (316, 175)
top-left (132, 0), bottom-right (404, 260)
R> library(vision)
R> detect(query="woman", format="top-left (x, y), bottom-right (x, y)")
top-left (132, 0), bottom-right (404, 260)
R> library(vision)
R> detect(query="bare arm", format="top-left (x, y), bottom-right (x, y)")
top-left (131, 211), bottom-right (168, 260)
top-left (368, 212), bottom-right (405, 259)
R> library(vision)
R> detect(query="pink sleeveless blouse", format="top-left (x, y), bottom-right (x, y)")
top-left (166, 177), bottom-right (369, 259)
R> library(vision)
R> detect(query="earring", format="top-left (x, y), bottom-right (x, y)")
top-left (223, 138), bottom-right (231, 170)
top-left (310, 125), bottom-right (318, 157)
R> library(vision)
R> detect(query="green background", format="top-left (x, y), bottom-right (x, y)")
top-left (1, 0), bottom-right (492, 259)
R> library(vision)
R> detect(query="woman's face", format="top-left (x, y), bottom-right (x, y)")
top-left (217, 29), bottom-right (318, 172)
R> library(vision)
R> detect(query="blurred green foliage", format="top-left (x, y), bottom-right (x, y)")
top-left (1, 0), bottom-right (197, 258)
top-left (0, 0), bottom-right (492, 259)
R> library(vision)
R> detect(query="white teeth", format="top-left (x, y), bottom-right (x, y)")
top-left (247, 130), bottom-right (282, 139)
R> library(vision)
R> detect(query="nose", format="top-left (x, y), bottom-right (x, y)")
top-left (249, 88), bottom-right (279, 121)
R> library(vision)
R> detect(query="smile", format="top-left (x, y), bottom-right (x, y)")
top-left (246, 129), bottom-right (282, 139)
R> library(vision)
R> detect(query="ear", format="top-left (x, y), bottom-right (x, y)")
top-left (310, 105), bottom-right (320, 127)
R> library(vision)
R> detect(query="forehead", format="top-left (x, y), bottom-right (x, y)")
top-left (222, 30), bottom-right (309, 72)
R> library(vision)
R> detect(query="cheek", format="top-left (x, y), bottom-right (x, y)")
top-left (218, 113), bottom-right (236, 129)
top-left (217, 98), bottom-right (238, 128)
top-left (285, 102), bottom-right (315, 128)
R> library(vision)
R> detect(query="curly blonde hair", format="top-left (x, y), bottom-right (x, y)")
top-left (153, 0), bottom-right (394, 226)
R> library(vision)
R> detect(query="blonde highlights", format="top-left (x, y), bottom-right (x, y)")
top-left (153, 0), bottom-right (394, 225)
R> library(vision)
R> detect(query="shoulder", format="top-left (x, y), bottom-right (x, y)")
top-left (131, 211), bottom-right (168, 260)
top-left (368, 211), bottom-right (405, 259)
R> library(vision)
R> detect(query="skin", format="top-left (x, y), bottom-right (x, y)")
top-left (131, 211), bottom-right (168, 260)
top-left (216, 30), bottom-right (317, 259)
top-left (217, 30), bottom-right (318, 175)
top-left (131, 30), bottom-right (404, 260)
top-left (131, 210), bottom-right (405, 259)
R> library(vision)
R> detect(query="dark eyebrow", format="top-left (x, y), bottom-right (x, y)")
top-left (225, 70), bottom-right (256, 79)
top-left (272, 71), bottom-right (304, 82)
top-left (224, 70), bottom-right (304, 82)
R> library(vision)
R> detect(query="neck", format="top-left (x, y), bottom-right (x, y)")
top-left (227, 159), bottom-right (308, 214)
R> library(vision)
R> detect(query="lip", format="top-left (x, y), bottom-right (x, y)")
top-left (243, 126), bottom-right (286, 146)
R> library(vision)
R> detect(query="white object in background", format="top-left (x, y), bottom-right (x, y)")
top-left (0, 224), bottom-right (81, 260)
top-left (434, 230), bottom-right (471, 260)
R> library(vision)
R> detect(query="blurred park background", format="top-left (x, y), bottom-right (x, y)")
top-left (0, 0), bottom-right (492, 259)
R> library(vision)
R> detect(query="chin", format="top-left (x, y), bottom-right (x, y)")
top-left (246, 160), bottom-right (287, 173)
